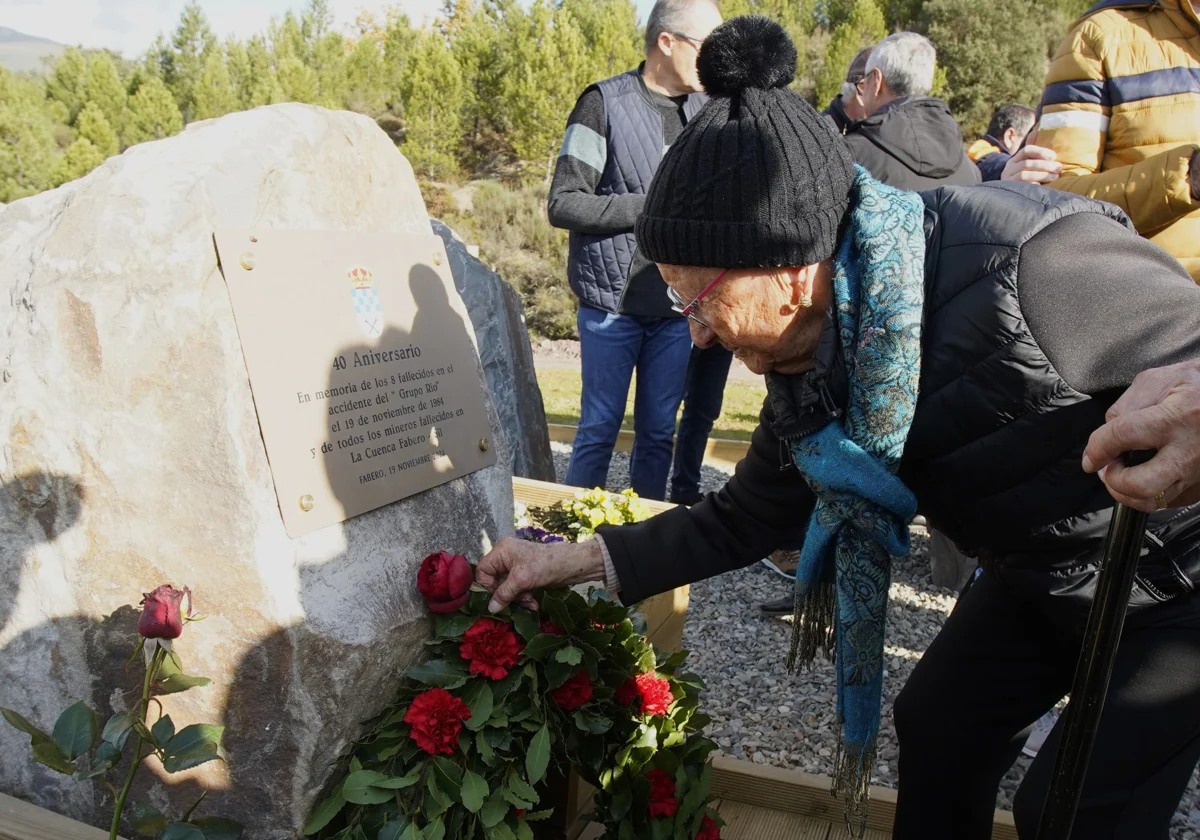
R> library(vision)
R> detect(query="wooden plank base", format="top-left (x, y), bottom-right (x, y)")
top-left (0, 792), bottom-right (123, 840)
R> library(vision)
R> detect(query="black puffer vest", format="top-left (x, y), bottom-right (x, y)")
top-left (899, 184), bottom-right (1200, 614)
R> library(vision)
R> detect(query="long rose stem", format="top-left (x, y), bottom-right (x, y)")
top-left (109, 646), bottom-right (164, 840)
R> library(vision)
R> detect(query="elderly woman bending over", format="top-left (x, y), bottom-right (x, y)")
top-left (480, 17), bottom-right (1200, 840)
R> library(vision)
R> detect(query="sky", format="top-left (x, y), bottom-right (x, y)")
top-left (2, 0), bottom-right (659, 58)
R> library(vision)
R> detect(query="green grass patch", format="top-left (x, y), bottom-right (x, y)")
top-left (536, 366), bottom-right (766, 442)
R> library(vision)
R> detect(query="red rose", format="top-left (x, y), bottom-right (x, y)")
top-left (460, 618), bottom-right (524, 680)
top-left (515, 809), bottom-right (526, 818)
top-left (695, 815), bottom-right (720, 840)
top-left (418, 551), bottom-right (473, 613)
top-left (404, 687), bottom-right (471, 755)
top-left (615, 677), bottom-right (639, 707)
top-left (551, 669), bottom-right (593, 711)
top-left (138, 584), bottom-right (191, 639)
top-left (635, 671), bottom-right (675, 717)
top-left (540, 620), bottom-right (564, 636)
top-left (646, 769), bottom-right (677, 818)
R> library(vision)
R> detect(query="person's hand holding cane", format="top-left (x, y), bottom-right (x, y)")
top-left (1083, 360), bottom-right (1200, 511)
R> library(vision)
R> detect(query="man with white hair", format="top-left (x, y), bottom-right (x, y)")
top-left (844, 32), bottom-right (979, 190)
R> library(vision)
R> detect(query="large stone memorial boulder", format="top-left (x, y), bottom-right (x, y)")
top-left (0, 104), bottom-right (513, 838)
top-left (432, 220), bottom-right (555, 482)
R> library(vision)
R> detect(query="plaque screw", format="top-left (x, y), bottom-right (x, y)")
top-left (433, 253), bottom-right (442, 266)
top-left (299, 494), bottom-right (314, 512)
top-left (240, 253), bottom-right (256, 270)
top-left (478, 438), bottom-right (489, 452)
top-left (249, 235), bottom-right (258, 243)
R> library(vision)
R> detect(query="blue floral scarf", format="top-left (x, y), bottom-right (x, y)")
top-left (786, 167), bottom-right (926, 829)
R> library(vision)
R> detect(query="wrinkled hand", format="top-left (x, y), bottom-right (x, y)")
top-left (1001, 144), bottom-right (1062, 184)
top-left (476, 537), bottom-right (606, 614)
top-left (1190, 150), bottom-right (1200, 201)
top-left (1083, 361), bottom-right (1200, 512)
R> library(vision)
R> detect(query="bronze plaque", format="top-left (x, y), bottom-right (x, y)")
top-left (215, 229), bottom-right (497, 538)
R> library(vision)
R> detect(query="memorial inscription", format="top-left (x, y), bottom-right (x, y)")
top-left (215, 230), bottom-right (497, 538)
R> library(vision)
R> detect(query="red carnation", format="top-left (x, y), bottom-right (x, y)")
top-left (460, 617), bottom-right (524, 680)
top-left (404, 688), bottom-right (471, 755)
top-left (551, 669), bottom-right (593, 711)
top-left (417, 551), bottom-right (473, 613)
top-left (647, 769), bottom-right (678, 818)
top-left (138, 585), bottom-right (191, 639)
top-left (540, 620), bottom-right (564, 636)
top-left (615, 677), bottom-right (639, 707)
top-left (695, 815), bottom-right (720, 840)
top-left (635, 671), bottom-right (675, 717)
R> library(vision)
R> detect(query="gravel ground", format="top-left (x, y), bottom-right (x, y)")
top-left (550, 440), bottom-right (1200, 837)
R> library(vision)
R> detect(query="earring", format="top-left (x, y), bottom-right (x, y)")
top-left (798, 292), bottom-right (813, 308)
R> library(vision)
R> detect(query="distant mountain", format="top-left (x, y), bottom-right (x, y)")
top-left (0, 26), bottom-right (66, 73)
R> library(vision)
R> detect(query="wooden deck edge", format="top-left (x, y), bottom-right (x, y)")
top-left (513, 475), bottom-right (676, 515)
top-left (710, 755), bottom-right (1017, 840)
top-left (0, 792), bottom-right (124, 840)
top-left (546, 424), bottom-right (750, 465)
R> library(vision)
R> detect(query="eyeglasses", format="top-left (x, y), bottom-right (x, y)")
top-left (670, 31), bottom-right (705, 47)
top-left (667, 269), bottom-right (728, 328)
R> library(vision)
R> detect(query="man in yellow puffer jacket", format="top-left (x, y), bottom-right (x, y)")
top-left (1004, 0), bottom-right (1200, 281)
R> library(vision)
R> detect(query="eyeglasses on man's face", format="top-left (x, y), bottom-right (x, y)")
top-left (670, 31), bottom-right (705, 47)
top-left (666, 268), bottom-right (729, 328)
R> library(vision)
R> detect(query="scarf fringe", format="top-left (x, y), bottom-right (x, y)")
top-left (832, 730), bottom-right (877, 838)
top-left (786, 582), bottom-right (837, 672)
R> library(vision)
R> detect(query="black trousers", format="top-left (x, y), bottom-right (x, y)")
top-left (892, 571), bottom-right (1200, 839)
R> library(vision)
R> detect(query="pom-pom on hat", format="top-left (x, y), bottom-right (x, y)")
top-left (636, 16), bottom-right (856, 270)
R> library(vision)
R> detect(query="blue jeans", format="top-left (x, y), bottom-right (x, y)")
top-left (565, 304), bottom-right (692, 500)
top-left (669, 343), bottom-right (734, 504)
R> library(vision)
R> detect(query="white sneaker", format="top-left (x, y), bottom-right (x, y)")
top-left (1022, 708), bottom-right (1061, 758)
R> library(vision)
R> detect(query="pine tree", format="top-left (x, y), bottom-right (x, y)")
top-left (344, 26), bottom-right (387, 115)
top-left (815, 0), bottom-right (886, 106)
top-left (240, 36), bottom-right (285, 108)
top-left (46, 47), bottom-right (88, 123)
top-left (277, 54), bottom-right (320, 104)
top-left (193, 49), bottom-right (238, 120)
top-left (922, 0), bottom-right (1048, 136)
top-left (75, 102), bottom-right (120, 156)
top-left (122, 76), bottom-right (184, 146)
top-left (559, 0), bottom-right (641, 82)
top-left (82, 53), bottom-right (126, 133)
top-left (398, 31), bottom-right (464, 179)
top-left (53, 137), bottom-right (105, 185)
top-left (0, 69), bottom-right (61, 201)
top-left (300, 0), bottom-right (347, 107)
top-left (163, 0), bottom-right (218, 121)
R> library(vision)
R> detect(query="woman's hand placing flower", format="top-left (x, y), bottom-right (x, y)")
top-left (476, 537), bottom-right (607, 613)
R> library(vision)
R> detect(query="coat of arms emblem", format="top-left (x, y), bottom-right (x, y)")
top-left (348, 265), bottom-right (383, 338)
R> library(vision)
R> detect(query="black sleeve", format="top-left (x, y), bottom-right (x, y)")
top-left (598, 402), bottom-right (816, 604)
top-left (546, 88), bottom-right (647, 236)
top-left (1018, 212), bottom-right (1200, 395)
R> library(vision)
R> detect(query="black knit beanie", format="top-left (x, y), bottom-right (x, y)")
top-left (636, 16), bottom-right (856, 268)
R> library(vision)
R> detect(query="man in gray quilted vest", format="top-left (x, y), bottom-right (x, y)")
top-left (547, 0), bottom-right (724, 501)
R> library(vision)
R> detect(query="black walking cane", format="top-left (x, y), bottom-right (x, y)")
top-left (1034, 450), bottom-right (1155, 840)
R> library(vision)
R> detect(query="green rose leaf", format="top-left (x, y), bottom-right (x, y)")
top-left (433, 613), bottom-right (476, 640)
top-left (156, 674), bottom-right (213, 695)
top-left (191, 816), bottom-right (244, 840)
top-left (151, 714), bottom-right (176, 747)
top-left (159, 824), bottom-right (206, 840)
top-left (52, 701), bottom-right (98, 759)
top-left (343, 770), bottom-right (397, 805)
top-left (505, 775), bottom-right (539, 806)
top-left (131, 803), bottom-right (170, 836)
top-left (510, 608), bottom-right (540, 642)
top-left (423, 818), bottom-right (446, 840)
top-left (0, 707), bottom-right (52, 745)
top-left (32, 739), bottom-right (76, 774)
top-left (485, 822), bottom-right (516, 840)
top-left (573, 711), bottom-right (612, 735)
top-left (522, 810), bottom-right (553, 822)
top-left (431, 756), bottom-right (462, 798)
top-left (553, 646), bottom-right (582, 666)
top-left (425, 774), bottom-right (452, 818)
top-left (521, 633), bottom-right (565, 661)
top-left (75, 742), bottom-right (121, 780)
top-left (515, 820), bottom-right (534, 840)
top-left (610, 785), bottom-right (633, 821)
top-left (475, 729), bottom-right (496, 765)
top-left (162, 724), bottom-right (224, 773)
top-left (101, 711), bottom-right (136, 750)
top-left (463, 682), bottom-right (493, 732)
top-left (301, 781), bottom-right (346, 835)
top-left (525, 724), bottom-right (550, 785)
top-left (460, 769), bottom-right (489, 813)
top-left (377, 819), bottom-right (410, 840)
top-left (372, 772), bottom-right (420, 789)
top-left (648, 819), bottom-right (670, 840)
top-left (479, 793), bottom-right (508, 828)
top-left (407, 660), bottom-right (469, 689)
